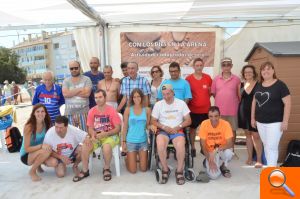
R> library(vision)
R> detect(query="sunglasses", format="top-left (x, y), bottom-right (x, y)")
top-left (70, 67), bottom-right (79, 71)
top-left (151, 70), bottom-right (160, 74)
top-left (221, 63), bottom-right (232, 67)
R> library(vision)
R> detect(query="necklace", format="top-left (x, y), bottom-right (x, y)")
top-left (104, 79), bottom-right (112, 92)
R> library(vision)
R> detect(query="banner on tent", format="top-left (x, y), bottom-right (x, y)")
top-left (120, 31), bottom-right (216, 79)
top-left (120, 32), bottom-right (215, 67)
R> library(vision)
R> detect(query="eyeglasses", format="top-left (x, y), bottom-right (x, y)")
top-left (169, 70), bottom-right (179, 73)
top-left (151, 70), bottom-right (160, 74)
top-left (70, 67), bottom-right (79, 71)
top-left (221, 63), bottom-right (232, 67)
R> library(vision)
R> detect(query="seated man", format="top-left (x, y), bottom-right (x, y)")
top-left (73, 89), bottom-right (121, 182)
top-left (198, 106), bottom-right (234, 180)
top-left (43, 116), bottom-right (88, 178)
top-left (151, 84), bottom-right (191, 185)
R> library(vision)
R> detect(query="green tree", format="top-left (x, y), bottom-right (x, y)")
top-left (0, 46), bottom-right (26, 84)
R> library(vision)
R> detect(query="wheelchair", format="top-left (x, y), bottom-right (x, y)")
top-left (147, 128), bottom-right (196, 183)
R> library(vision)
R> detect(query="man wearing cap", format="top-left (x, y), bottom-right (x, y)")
top-left (211, 57), bottom-right (240, 147)
top-left (157, 62), bottom-right (192, 103)
top-left (151, 84), bottom-right (191, 185)
top-left (33, 71), bottom-right (65, 124)
top-left (3, 80), bottom-right (12, 105)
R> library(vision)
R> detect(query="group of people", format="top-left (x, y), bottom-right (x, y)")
top-left (19, 56), bottom-right (291, 185)
top-left (1, 80), bottom-right (21, 105)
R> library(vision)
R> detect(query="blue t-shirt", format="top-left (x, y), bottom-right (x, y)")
top-left (32, 84), bottom-right (65, 122)
top-left (157, 78), bottom-right (192, 101)
top-left (20, 127), bottom-right (46, 157)
top-left (126, 107), bottom-right (147, 143)
top-left (83, 71), bottom-right (104, 108)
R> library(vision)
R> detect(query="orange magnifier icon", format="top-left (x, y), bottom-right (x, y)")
top-left (268, 169), bottom-right (295, 197)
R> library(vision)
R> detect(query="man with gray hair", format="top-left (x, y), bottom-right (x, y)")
top-left (62, 61), bottom-right (92, 131)
top-left (33, 71), bottom-right (65, 123)
top-left (117, 62), bottom-right (151, 112)
top-left (97, 65), bottom-right (120, 109)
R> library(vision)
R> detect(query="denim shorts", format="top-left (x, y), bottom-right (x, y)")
top-left (126, 141), bottom-right (148, 152)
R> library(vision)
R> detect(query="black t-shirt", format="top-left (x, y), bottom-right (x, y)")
top-left (254, 80), bottom-right (290, 123)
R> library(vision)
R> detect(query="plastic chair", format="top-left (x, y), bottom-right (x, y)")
top-left (88, 113), bottom-right (122, 177)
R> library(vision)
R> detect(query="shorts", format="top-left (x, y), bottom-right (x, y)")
top-left (67, 112), bottom-right (88, 132)
top-left (190, 113), bottom-right (208, 129)
top-left (92, 135), bottom-right (120, 151)
top-left (126, 141), bottom-right (148, 152)
top-left (221, 115), bottom-right (238, 131)
top-left (159, 131), bottom-right (185, 140)
top-left (20, 154), bottom-right (29, 165)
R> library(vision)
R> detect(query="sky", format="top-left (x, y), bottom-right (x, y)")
top-left (0, 21), bottom-right (246, 48)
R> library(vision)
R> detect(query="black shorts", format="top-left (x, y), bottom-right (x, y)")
top-left (21, 154), bottom-right (29, 165)
top-left (190, 113), bottom-right (208, 129)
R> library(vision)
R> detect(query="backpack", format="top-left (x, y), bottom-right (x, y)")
top-left (5, 127), bottom-right (22, 153)
top-left (281, 140), bottom-right (300, 167)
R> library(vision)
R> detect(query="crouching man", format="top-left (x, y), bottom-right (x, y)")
top-left (43, 116), bottom-right (88, 178)
top-left (198, 106), bottom-right (234, 180)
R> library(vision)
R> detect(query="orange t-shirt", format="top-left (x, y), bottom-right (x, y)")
top-left (198, 119), bottom-right (233, 152)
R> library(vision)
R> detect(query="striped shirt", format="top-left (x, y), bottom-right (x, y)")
top-left (120, 75), bottom-right (151, 97)
top-left (32, 84), bottom-right (65, 122)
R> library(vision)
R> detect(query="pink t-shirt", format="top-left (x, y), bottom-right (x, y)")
top-left (87, 105), bottom-right (121, 132)
top-left (211, 74), bottom-right (240, 116)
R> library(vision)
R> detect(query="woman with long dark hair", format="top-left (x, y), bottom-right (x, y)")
top-left (238, 65), bottom-right (263, 168)
top-left (20, 103), bottom-right (52, 181)
top-left (122, 88), bottom-right (152, 173)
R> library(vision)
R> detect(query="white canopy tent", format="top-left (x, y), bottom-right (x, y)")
top-left (1, 0), bottom-right (300, 73)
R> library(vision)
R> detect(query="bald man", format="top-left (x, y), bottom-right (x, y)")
top-left (83, 57), bottom-right (104, 109)
top-left (62, 61), bottom-right (92, 131)
top-left (33, 71), bottom-right (65, 123)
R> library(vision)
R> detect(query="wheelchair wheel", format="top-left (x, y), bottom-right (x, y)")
top-left (184, 168), bottom-right (196, 182)
top-left (155, 168), bottom-right (163, 184)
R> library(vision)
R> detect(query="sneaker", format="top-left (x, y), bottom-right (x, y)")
top-left (196, 171), bottom-right (210, 183)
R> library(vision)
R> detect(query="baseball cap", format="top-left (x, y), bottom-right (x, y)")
top-left (221, 57), bottom-right (232, 63)
top-left (161, 84), bottom-right (173, 91)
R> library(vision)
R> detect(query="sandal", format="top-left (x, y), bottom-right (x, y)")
top-left (103, 168), bottom-right (112, 181)
top-left (73, 170), bottom-right (90, 182)
top-left (175, 170), bottom-right (185, 185)
top-left (220, 163), bottom-right (231, 178)
top-left (161, 168), bottom-right (171, 184)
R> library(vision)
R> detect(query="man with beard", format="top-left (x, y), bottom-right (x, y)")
top-left (62, 61), bottom-right (92, 131)
top-left (83, 57), bottom-right (104, 109)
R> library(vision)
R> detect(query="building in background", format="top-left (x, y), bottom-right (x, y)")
top-left (12, 31), bottom-right (79, 83)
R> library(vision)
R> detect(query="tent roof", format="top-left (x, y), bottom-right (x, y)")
top-left (245, 41), bottom-right (300, 61)
top-left (1, 0), bottom-right (300, 29)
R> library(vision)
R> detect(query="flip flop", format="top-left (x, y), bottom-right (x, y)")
top-left (254, 162), bottom-right (263, 168)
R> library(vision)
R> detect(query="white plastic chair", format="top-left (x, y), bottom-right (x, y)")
top-left (88, 113), bottom-right (122, 177)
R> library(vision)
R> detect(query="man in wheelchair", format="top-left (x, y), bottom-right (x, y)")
top-left (151, 84), bottom-right (191, 185)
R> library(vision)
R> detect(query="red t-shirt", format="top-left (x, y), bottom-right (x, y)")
top-left (186, 73), bottom-right (212, 114)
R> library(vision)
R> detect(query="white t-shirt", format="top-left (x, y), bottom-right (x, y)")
top-left (44, 125), bottom-right (87, 157)
top-left (152, 98), bottom-right (190, 128)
